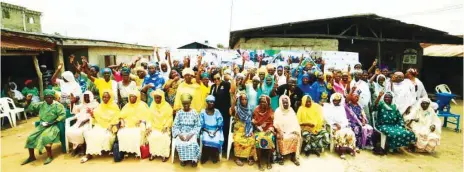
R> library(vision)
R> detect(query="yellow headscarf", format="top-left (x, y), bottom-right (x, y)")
top-left (296, 95), bottom-right (324, 133)
top-left (149, 89), bottom-right (173, 131)
top-left (119, 90), bottom-right (152, 128)
top-left (92, 89), bottom-right (120, 129)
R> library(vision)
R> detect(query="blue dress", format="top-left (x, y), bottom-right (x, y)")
top-left (199, 109), bottom-right (224, 150)
top-left (142, 72), bottom-right (165, 105)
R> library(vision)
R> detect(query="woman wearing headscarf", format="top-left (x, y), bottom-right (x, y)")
top-left (369, 73), bottom-right (390, 103)
top-left (81, 89), bottom-right (119, 163)
top-left (21, 89), bottom-right (66, 165)
top-left (405, 68), bottom-right (428, 101)
top-left (117, 90), bottom-right (152, 157)
top-left (199, 95), bottom-right (224, 164)
top-left (117, 67), bottom-right (137, 108)
top-left (173, 68), bottom-right (203, 113)
top-left (345, 89), bottom-right (374, 150)
top-left (22, 79), bottom-right (40, 103)
top-left (67, 91), bottom-right (99, 156)
top-left (350, 70), bottom-right (372, 124)
top-left (141, 63), bottom-right (166, 105)
top-left (257, 75), bottom-right (279, 111)
top-left (373, 91), bottom-right (416, 152)
top-left (332, 71), bottom-right (346, 95)
top-left (391, 71), bottom-right (416, 115)
top-left (86, 64), bottom-right (101, 102)
top-left (53, 70), bottom-right (83, 106)
top-left (164, 70), bottom-right (182, 106)
top-left (310, 72), bottom-right (329, 104)
top-left (274, 95), bottom-right (301, 166)
top-left (298, 73), bottom-right (313, 95)
top-left (245, 75), bottom-right (260, 110)
top-left (230, 92), bottom-right (257, 166)
top-left (253, 95), bottom-right (275, 171)
top-left (85, 67), bottom-right (118, 104)
top-left (297, 95), bottom-right (329, 157)
top-left (407, 98), bottom-right (441, 153)
top-left (147, 89), bottom-right (173, 162)
top-left (323, 93), bottom-right (356, 159)
top-left (172, 93), bottom-right (201, 167)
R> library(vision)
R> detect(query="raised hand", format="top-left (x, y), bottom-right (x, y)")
top-left (69, 55), bottom-right (75, 63)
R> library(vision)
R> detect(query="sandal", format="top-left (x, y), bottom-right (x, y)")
top-left (191, 162), bottom-right (198, 167)
top-left (180, 161), bottom-right (186, 167)
top-left (21, 157), bottom-right (36, 165)
top-left (291, 158), bottom-right (300, 166)
top-left (235, 159), bottom-right (244, 166)
top-left (279, 160), bottom-right (284, 165)
top-left (267, 164), bottom-right (272, 170)
top-left (248, 159), bottom-right (255, 166)
top-left (340, 154), bottom-right (346, 160)
top-left (161, 157), bottom-right (168, 162)
top-left (258, 165), bottom-right (265, 171)
top-left (149, 156), bottom-right (155, 161)
top-left (80, 156), bottom-right (91, 164)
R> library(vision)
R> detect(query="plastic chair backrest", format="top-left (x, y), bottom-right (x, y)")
top-left (435, 93), bottom-right (455, 112)
top-left (435, 84), bottom-right (451, 94)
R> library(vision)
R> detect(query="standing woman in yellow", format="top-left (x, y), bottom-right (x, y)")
top-left (297, 95), bottom-right (330, 157)
top-left (173, 68), bottom-right (203, 113)
top-left (81, 89), bottom-right (120, 163)
top-left (147, 89), bottom-right (173, 162)
top-left (117, 90), bottom-right (152, 157)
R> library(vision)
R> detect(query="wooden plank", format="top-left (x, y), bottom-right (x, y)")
top-left (339, 24), bottom-right (355, 36)
top-left (1, 52), bottom-right (40, 56)
top-left (368, 25), bottom-right (378, 38)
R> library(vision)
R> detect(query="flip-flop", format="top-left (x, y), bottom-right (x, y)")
top-left (44, 157), bottom-right (53, 165)
top-left (267, 164), bottom-right (272, 170)
top-left (340, 155), bottom-right (346, 160)
top-left (161, 157), bottom-right (168, 162)
top-left (21, 158), bottom-right (36, 165)
top-left (291, 159), bottom-right (300, 166)
top-left (235, 159), bottom-right (244, 166)
top-left (279, 160), bottom-right (284, 165)
top-left (180, 161), bottom-right (186, 167)
top-left (258, 165), bottom-right (265, 171)
top-left (80, 157), bottom-right (89, 164)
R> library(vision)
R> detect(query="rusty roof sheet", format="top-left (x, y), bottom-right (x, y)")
top-left (1, 34), bottom-right (55, 51)
top-left (422, 43), bottom-right (464, 57)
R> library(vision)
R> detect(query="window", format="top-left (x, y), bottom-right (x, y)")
top-left (29, 17), bottom-right (34, 24)
top-left (2, 9), bottom-right (10, 19)
top-left (104, 55), bottom-right (117, 67)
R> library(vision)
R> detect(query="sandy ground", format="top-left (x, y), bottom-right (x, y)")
top-left (1, 101), bottom-right (462, 172)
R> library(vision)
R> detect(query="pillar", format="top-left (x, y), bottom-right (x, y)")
top-left (32, 56), bottom-right (44, 99)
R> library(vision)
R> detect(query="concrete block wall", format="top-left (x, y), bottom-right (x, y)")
top-left (87, 47), bottom-right (153, 67)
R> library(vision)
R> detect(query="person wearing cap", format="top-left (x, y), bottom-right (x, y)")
top-left (276, 78), bottom-right (304, 112)
top-left (391, 71), bottom-right (415, 115)
top-left (21, 79), bottom-right (40, 103)
top-left (173, 68), bottom-right (203, 113)
top-left (21, 89), bottom-right (66, 165)
top-left (199, 95), bottom-right (224, 164)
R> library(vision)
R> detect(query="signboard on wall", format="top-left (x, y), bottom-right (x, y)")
top-left (403, 49), bottom-right (417, 64)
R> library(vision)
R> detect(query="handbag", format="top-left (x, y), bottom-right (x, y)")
top-left (113, 137), bottom-right (124, 162)
top-left (140, 144), bottom-right (150, 159)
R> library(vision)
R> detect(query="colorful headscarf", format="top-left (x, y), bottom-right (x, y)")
top-left (181, 93), bottom-right (193, 102)
top-left (201, 72), bottom-right (210, 79)
top-left (25, 80), bottom-right (33, 85)
top-left (90, 65), bottom-right (100, 72)
top-left (235, 92), bottom-right (253, 137)
top-left (102, 68), bottom-right (112, 74)
top-left (297, 95), bottom-right (323, 133)
top-left (121, 67), bottom-right (131, 75)
top-left (182, 68), bottom-right (194, 77)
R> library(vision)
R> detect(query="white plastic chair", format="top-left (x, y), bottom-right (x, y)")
top-left (0, 105), bottom-right (14, 128)
top-left (372, 112), bottom-right (387, 150)
top-left (0, 97), bottom-right (26, 127)
top-left (324, 124), bottom-right (335, 153)
top-left (226, 117), bottom-right (234, 160)
top-left (435, 84), bottom-right (457, 104)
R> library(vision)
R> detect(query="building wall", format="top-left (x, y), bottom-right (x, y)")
top-left (1, 3), bottom-right (41, 32)
top-left (87, 47), bottom-right (153, 67)
top-left (232, 38), bottom-right (338, 51)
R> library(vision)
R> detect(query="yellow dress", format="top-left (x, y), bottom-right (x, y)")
top-left (117, 91), bottom-right (152, 157)
top-left (173, 80), bottom-right (203, 112)
top-left (84, 90), bottom-right (119, 155)
top-left (147, 89), bottom-right (173, 157)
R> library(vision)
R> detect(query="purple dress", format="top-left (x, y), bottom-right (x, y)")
top-left (345, 103), bottom-right (374, 149)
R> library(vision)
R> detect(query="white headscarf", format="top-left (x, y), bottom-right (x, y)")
top-left (274, 95), bottom-right (301, 134)
top-left (410, 97), bottom-right (442, 135)
top-left (323, 93), bottom-right (349, 128)
top-left (59, 71), bottom-right (82, 97)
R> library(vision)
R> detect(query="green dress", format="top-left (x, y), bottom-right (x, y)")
top-left (25, 101), bottom-right (66, 151)
top-left (376, 101), bottom-right (416, 150)
top-left (21, 87), bottom-right (39, 96)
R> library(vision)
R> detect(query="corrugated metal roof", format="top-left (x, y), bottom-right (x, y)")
top-left (1, 34), bottom-right (55, 51)
top-left (422, 43), bottom-right (464, 57)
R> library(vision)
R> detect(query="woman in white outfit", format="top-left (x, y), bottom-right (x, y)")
top-left (405, 68), bottom-right (428, 102)
top-left (67, 91), bottom-right (99, 156)
top-left (406, 98), bottom-right (441, 153)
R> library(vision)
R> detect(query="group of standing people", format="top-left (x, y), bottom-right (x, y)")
top-left (15, 51), bottom-right (442, 170)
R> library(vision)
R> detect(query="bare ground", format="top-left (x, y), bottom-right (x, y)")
top-left (1, 101), bottom-right (462, 172)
